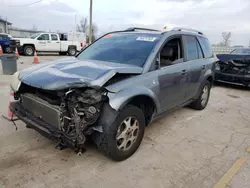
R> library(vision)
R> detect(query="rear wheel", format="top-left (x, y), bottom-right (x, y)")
top-left (68, 47), bottom-right (77, 56)
top-left (95, 105), bottom-right (145, 161)
top-left (190, 81), bottom-right (211, 110)
top-left (24, 45), bottom-right (34, 56)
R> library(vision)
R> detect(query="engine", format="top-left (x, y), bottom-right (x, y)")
top-left (59, 88), bottom-right (107, 147)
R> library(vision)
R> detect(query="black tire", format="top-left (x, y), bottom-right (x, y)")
top-left (24, 45), bottom-right (35, 56)
top-left (95, 105), bottom-right (145, 161)
top-left (190, 81), bottom-right (211, 110)
top-left (5, 47), bottom-right (12, 53)
top-left (59, 52), bottom-right (67, 55)
top-left (67, 47), bottom-right (77, 56)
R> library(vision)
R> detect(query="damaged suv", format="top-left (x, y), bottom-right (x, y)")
top-left (215, 48), bottom-right (250, 87)
top-left (10, 27), bottom-right (215, 161)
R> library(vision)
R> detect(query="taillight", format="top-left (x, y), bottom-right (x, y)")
top-left (80, 42), bottom-right (83, 47)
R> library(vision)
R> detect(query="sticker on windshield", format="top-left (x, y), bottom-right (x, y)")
top-left (136, 37), bottom-right (157, 42)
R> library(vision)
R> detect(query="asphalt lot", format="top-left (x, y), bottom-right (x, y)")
top-left (0, 55), bottom-right (250, 188)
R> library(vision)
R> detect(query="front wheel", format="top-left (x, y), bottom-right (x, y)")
top-left (24, 46), bottom-right (34, 56)
top-left (190, 81), bottom-right (211, 110)
top-left (96, 105), bottom-right (145, 161)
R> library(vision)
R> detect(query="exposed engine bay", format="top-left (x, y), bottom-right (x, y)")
top-left (14, 83), bottom-right (108, 153)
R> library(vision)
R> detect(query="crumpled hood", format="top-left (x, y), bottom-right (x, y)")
top-left (216, 54), bottom-right (250, 62)
top-left (19, 57), bottom-right (143, 90)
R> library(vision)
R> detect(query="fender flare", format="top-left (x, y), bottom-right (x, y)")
top-left (107, 87), bottom-right (161, 113)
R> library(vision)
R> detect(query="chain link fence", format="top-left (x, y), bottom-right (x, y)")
top-left (212, 46), bottom-right (234, 54)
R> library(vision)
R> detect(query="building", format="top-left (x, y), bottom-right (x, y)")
top-left (0, 18), bottom-right (12, 33)
top-left (8, 27), bottom-right (44, 38)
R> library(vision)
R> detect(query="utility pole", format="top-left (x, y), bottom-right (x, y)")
top-left (89, 0), bottom-right (93, 44)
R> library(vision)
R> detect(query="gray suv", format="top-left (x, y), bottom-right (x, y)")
top-left (10, 27), bottom-right (215, 161)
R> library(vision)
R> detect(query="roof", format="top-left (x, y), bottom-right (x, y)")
top-left (0, 18), bottom-right (12, 25)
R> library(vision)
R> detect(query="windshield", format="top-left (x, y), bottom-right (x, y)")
top-left (30, 33), bottom-right (41, 39)
top-left (77, 33), bottom-right (161, 67)
top-left (231, 49), bottom-right (250, 55)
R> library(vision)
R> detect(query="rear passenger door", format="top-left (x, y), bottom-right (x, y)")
top-left (47, 34), bottom-right (61, 51)
top-left (183, 35), bottom-right (207, 99)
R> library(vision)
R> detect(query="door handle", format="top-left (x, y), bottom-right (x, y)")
top-left (201, 65), bottom-right (206, 70)
top-left (47, 41), bottom-right (51, 43)
top-left (181, 69), bottom-right (187, 76)
top-left (56, 42), bottom-right (60, 43)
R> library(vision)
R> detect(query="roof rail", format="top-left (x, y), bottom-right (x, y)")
top-left (172, 27), bottom-right (203, 35)
top-left (125, 27), bottom-right (160, 32)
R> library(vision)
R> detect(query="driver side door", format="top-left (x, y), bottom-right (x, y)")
top-left (36, 34), bottom-right (50, 51)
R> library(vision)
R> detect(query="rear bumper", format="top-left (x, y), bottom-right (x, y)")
top-left (10, 101), bottom-right (76, 149)
top-left (214, 71), bottom-right (250, 86)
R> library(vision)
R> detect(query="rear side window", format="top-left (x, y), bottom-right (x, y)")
top-left (51, 34), bottom-right (58, 41)
top-left (184, 36), bottom-right (198, 60)
top-left (197, 37), bottom-right (213, 58)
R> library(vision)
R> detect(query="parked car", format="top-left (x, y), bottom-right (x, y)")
top-left (0, 33), bottom-right (13, 53)
top-left (10, 32), bottom-right (85, 56)
top-left (10, 27), bottom-right (215, 161)
top-left (215, 48), bottom-right (250, 86)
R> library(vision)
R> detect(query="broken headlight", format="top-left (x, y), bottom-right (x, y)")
top-left (10, 71), bottom-right (21, 92)
top-left (215, 63), bottom-right (220, 71)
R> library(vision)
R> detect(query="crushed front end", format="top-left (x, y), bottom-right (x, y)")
top-left (214, 58), bottom-right (250, 86)
top-left (10, 82), bottom-right (108, 153)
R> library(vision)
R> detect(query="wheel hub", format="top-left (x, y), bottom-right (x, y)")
top-left (116, 117), bottom-right (139, 151)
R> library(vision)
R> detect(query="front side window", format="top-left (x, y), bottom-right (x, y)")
top-left (184, 36), bottom-right (198, 61)
top-left (38, 34), bottom-right (49, 40)
top-left (160, 37), bottom-right (183, 67)
top-left (77, 33), bottom-right (161, 67)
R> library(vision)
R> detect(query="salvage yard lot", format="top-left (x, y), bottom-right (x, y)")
top-left (1, 55), bottom-right (250, 188)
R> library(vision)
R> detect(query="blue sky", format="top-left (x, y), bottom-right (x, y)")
top-left (1, 0), bottom-right (250, 46)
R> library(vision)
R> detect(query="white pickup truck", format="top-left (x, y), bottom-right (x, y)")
top-left (12, 32), bottom-right (85, 56)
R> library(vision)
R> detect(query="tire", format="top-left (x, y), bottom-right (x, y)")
top-left (190, 81), bottom-right (211, 110)
top-left (24, 45), bottom-right (35, 56)
top-left (5, 47), bottom-right (12, 53)
top-left (67, 47), bottom-right (77, 56)
top-left (95, 105), bottom-right (145, 161)
top-left (59, 52), bottom-right (67, 55)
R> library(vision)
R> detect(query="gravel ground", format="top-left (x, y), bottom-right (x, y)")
top-left (0, 55), bottom-right (250, 188)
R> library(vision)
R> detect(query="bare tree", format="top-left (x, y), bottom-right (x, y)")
top-left (221, 32), bottom-right (232, 47)
top-left (76, 17), bottom-right (88, 33)
top-left (32, 24), bottom-right (37, 31)
top-left (77, 17), bottom-right (98, 43)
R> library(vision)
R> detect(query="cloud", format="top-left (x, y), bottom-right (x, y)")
top-left (0, 0), bottom-right (249, 46)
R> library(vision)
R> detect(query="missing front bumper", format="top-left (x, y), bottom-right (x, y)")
top-left (10, 101), bottom-right (78, 150)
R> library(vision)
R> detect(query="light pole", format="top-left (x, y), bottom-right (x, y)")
top-left (89, 0), bottom-right (93, 44)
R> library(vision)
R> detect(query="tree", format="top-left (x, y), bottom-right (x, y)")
top-left (221, 32), bottom-right (232, 47)
top-left (32, 24), bottom-right (37, 31)
top-left (76, 17), bottom-right (88, 33)
top-left (77, 17), bottom-right (98, 43)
